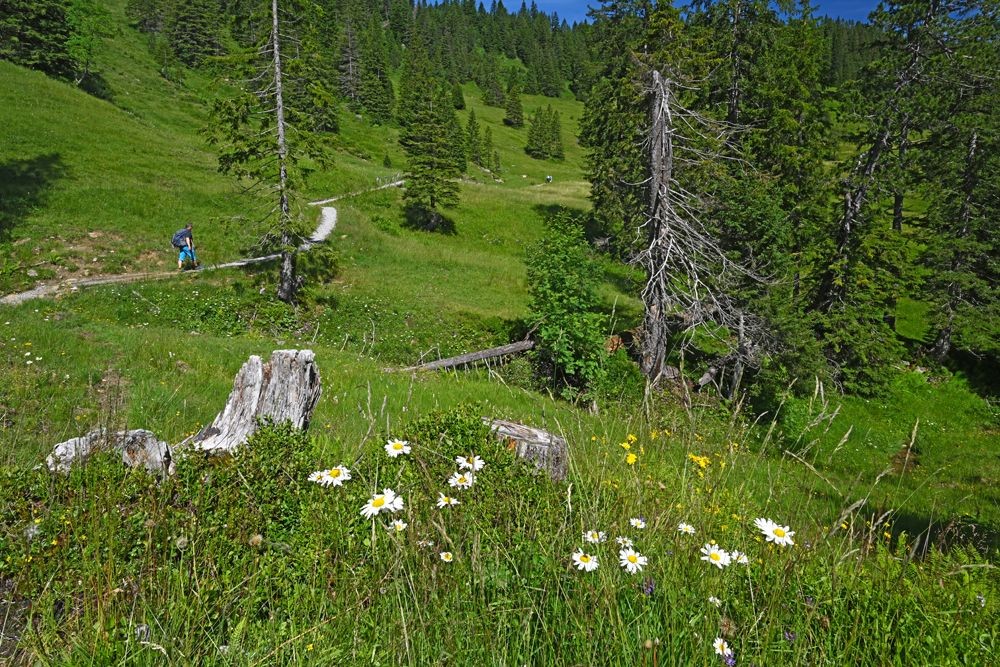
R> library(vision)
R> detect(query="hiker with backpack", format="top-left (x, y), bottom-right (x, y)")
top-left (172, 223), bottom-right (198, 269)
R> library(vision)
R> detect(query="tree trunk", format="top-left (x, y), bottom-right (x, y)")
top-left (395, 340), bottom-right (535, 372)
top-left (271, 0), bottom-right (297, 304)
top-left (188, 349), bottom-right (322, 454)
top-left (640, 69), bottom-right (678, 384)
top-left (484, 418), bottom-right (568, 481)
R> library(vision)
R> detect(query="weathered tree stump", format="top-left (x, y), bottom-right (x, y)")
top-left (47, 429), bottom-right (173, 476)
top-left (484, 418), bottom-right (568, 481)
top-left (188, 349), bottom-right (321, 454)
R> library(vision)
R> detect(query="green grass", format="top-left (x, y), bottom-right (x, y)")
top-left (1, 9), bottom-right (999, 664)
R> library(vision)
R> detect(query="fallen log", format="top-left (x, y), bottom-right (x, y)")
top-left (485, 417), bottom-right (568, 481)
top-left (394, 340), bottom-right (535, 373)
top-left (187, 349), bottom-right (322, 454)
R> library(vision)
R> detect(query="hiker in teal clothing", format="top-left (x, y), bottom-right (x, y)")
top-left (172, 223), bottom-right (197, 269)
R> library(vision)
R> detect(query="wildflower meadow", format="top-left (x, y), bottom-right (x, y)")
top-left (1, 408), bottom-right (995, 664)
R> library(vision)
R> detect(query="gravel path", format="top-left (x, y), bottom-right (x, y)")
top-left (0, 180), bottom-right (403, 307)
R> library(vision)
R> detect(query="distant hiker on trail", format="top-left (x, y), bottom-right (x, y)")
top-left (172, 223), bottom-right (197, 270)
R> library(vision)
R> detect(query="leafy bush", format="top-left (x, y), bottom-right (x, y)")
top-left (527, 213), bottom-right (607, 398)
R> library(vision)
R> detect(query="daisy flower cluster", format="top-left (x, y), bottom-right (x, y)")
top-left (307, 438), bottom-right (495, 563)
top-left (572, 517), bottom-right (649, 575)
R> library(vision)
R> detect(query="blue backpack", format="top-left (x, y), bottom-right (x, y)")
top-left (171, 230), bottom-right (188, 248)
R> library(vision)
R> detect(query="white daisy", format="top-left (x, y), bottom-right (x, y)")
top-left (583, 530), bottom-right (607, 544)
top-left (307, 470), bottom-right (324, 483)
top-left (615, 536), bottom-right (633, 548)
top-left (319, 465), bottom-right (351, 487)
top-left (629, 517), bottom-right (647, 529)
top-left (731, 550), bottom-right (750, 565)
top-left (386, 519), bottom-right (408, 533)
top-left (440, 551), bottom-right (454, 562)
top-left (708, 596), bottom-right (722, 607)
top-left (700, 543), bottom-right (731, 569)
top-left (754, 517), bottom-right (795, 547)
top-left (618, 548), bottom-right (648, 574)
top-left (677, 522), bottom-right (696, 535)
top-left (360, 488), bottom-right (404, 519)
top-left (447, 471), bottom-right (476, 489)
top-left (385, 438), bottom-right (411, 458)
top-left (571, 550), bottom-right (599, 572)
top-left (436, 493), bottom-right (460, 508)
top-left (455, 455), bottom-right (485, 471)
top-left (713, 637), bottom-right (732, 657)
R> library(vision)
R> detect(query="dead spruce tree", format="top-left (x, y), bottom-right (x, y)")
top-left (637, 64), bottom-right (771, 393)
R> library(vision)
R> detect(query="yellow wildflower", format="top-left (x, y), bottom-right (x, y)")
top-left (626, 453), bottom-right (638, 465)
top-left (627, 433), bottom-right (638, 444)
top-left (620, 441), bottom-right (631, 451)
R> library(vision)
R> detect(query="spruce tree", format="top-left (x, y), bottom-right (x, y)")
top-left (480, 126), bottom-right (494, 168)
top-left (399, 40), bottom-right (461, 230)
top-left (165, 0), bottom-right (222, 67)
top-left (466, 109), bottom-right (482, 166)
top-left (549, 108), bottom-right (564, 159)
top-left (358, 15), bottom-right (394, 124)
top-left (525, 106), bottom-right (548, 158)
top-left (503, 82), bottom-right (524, 127)
top-left (452, 82), bottom-right (466, 109)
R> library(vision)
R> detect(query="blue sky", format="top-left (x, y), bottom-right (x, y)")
top-left (521, 1), bottom-right (879, 24)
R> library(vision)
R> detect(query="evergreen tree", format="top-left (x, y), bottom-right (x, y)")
top-left (480, 125), bottom-right (494, 168)
top-left (165, 0), bottom-right (221, 67)
top-left (549, 108), bottom-right (564, 159)
top-left (452, 82), bottom-right (466, 109)
top-left (503, 81), bottom-right (524, 127)
top-left (1, 0), bottom-right (78, 78)
top-left (337, 18), bottom-right (362, 108)
top-left (466, 109), bottom-right (482, 165)
top-left (358, 15), bottom-right (395, 124)
top-left (399, 40), bottom-right (461, 230)
top-left (525, 106), bottom-right (548, 158)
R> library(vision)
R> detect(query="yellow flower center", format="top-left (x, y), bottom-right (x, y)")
top-left (710, 552), bottom-right (721, 561)
top-left (628, 555), bottom-right (638, 563)
top-left (329, 469), bottom-right (341, 477)
top-left (774, 528), bottom-right (786, 537)
top-left (459, 476), bottom-right (467, 484)
top-left (580, 555), bottom-right (591, 563)
top-left (372, 497), bottom-right (385, 508)
top-left (393, 443), bottom-right (403, 450)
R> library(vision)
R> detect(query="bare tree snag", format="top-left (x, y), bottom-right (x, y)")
top-left (47, 429), bottom-right (173, 476)
top-left (485, 418), bottom-right (568, 481)
top-left (394, 340), bottom-right (535, 373)
top-left (189, 349), bottom-right (321, 454)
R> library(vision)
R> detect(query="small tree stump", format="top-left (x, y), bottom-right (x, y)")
top-left (47, 429), bottom-right (173, 476)
top-left (189, 349), bottom-right (321, 454)
top-left (484, 418), bottom-right (568, 481)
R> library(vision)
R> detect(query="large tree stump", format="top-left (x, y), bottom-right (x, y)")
top-left (485, 418), bottom-right (568, 481)
top-left (188, 349), bottom-right (321, 454)
top-left (47, 429), bottom-right (173, 476)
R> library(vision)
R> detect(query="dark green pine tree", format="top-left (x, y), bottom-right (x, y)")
top-left (491, 149), bottom-right (502, 177)
top-left (480, 126), bottom-right (494, 168)
top-left (337, 18), bottom-right (362, 108)
top-left (579, 0), bottom-right (651, 257)
top-left (0, 0), bottom-right (76, 78)
top-left (399, 40), bottom-right (461, 230)
top-left (548, 108), bottom-right (564, 159)
top-left (919, 7), bottom-right (999, 362)
top-left (358, 15), bottom-right (394, 124)
top-left (525, 106), bottom-right (549, 158)
top-left (452, 82), bottom-right (466, 109)
top-left (479, 55), bottom-right (506, 106)
top-left (503, 81), bottom-right (524, 127)
top-left (165, 0), bottom-right (222, 67)
top-left (466, 109), bottom-right (482, 165)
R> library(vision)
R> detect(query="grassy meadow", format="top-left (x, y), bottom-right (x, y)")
top-left (1, 8), bottom-right (999, 665)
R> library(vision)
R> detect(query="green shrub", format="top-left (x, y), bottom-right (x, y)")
top-left (527, 213), bottom-right (607, 399)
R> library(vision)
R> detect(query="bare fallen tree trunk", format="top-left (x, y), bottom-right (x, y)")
top-left (485, 418), bottom-right (568, 481)
top-left (394, 340), bottom-right (535, 373)
top-left (188, 349), bottom-right (321, 454)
